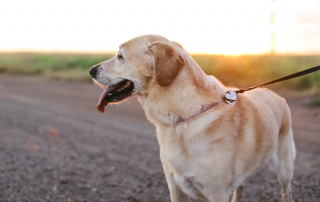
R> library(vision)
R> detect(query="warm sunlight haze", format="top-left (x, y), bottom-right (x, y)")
top-left (1, 0), bottom-right (319, 54)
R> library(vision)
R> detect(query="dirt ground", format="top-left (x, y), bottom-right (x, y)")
top-left (0, 75), bottom-right (319, 202)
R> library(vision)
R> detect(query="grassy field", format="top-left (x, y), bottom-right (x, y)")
top-left (0, 52), bottom-right (112, 82)
top-left (0, 52), bottom-right (320, 90)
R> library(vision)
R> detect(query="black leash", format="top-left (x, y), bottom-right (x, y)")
top-left (235, 65), bottom-right (320, 94)
top-left (224, 65), bottom-right (320, 105)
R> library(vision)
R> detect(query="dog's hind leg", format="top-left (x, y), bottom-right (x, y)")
top-left (269, 128), bottom-right (295, 202)
top-left (230, 185), bottom-right (244, 202)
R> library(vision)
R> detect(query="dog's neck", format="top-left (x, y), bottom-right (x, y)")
top-left (138, 66), bottom-right (225, 125)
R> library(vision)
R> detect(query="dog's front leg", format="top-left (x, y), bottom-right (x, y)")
top-left (162, 164), bottom-right (189, 202)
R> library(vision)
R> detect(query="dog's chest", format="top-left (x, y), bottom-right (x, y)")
top-left (173, 173), bottom-right (206, 199)
top-left (159, 131), bottom-right (213, 199)
top-left (161, 142), bottom-right (211, 199)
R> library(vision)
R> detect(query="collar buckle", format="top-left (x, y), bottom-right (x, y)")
top-left (224, 91), bottom-right (237, 106)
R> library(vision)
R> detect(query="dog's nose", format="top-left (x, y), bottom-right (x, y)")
top-left (89, 64), bottom-right (99, 78)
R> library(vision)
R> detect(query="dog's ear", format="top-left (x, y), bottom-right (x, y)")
top-left (148, 41), bottom-right (185, 87)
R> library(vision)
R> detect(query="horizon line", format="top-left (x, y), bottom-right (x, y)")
top-left (1, 49), bottom-right (320, 56)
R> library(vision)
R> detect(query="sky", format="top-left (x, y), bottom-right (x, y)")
top-left (0, 0), bottom-right (320, 54)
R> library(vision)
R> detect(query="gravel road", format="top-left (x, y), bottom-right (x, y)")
top-left (0, 76), bottom-right (319, 202)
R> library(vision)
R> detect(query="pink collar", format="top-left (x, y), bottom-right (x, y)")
top-left (176, 101), bottom-right (222, 123)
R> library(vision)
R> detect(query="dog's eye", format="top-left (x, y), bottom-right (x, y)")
top-left (118, 54), bottom-right (123, 60)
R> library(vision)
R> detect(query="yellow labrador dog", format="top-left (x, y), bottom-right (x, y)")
top-left (89, 35), bottom-right (295, 202)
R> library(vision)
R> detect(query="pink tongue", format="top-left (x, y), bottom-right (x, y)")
top-left (97, 89), bottom-right (109, 113)
top-left (97, 84), bottom-right (122, 113)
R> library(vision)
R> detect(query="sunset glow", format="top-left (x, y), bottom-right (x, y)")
top-left (1, 0), bottom-right (319, 54)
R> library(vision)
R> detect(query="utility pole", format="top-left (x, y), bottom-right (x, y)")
top-left (270, 0), bottom-right (276, 54)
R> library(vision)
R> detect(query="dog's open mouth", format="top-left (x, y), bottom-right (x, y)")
top-left (97, 79), bottom-right (134, 113)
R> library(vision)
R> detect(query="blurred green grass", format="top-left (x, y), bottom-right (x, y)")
top-left (0, 52), bottom-right (114, 82)
top-left (0, 52), bottom-right (320, 90)
top-left (192, 54), bottom-right (320, 90)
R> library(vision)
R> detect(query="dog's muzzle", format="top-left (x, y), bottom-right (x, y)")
top-left (89, 64), bottom-right (99, 79)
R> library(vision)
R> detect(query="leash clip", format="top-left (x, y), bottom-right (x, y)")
top-left (224, 90), bottom-right (237, 106)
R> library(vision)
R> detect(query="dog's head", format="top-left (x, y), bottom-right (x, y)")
top-left (89, 35), bottom-right (186, 112)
